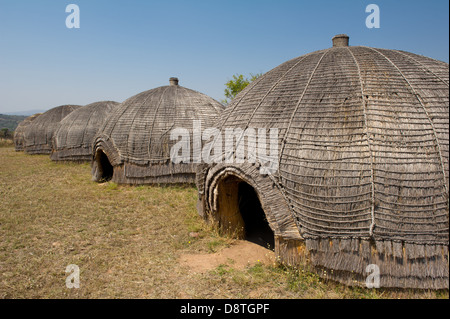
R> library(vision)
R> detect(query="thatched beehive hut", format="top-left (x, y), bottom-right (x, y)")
top-left (51, 101), bottom-right (119, 162)
top-left (23, 105), bottom-right (81, 155)
top-left (197, 35), bottom-right (449, 289)
top-left (14, 113), bottom-right (42, 151)
top-left (92, 78), bottom-right (224, 184)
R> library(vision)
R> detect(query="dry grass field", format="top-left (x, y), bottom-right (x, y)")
top-left (0, 138), bottom-right (13, 148)
top-left (0, 146), bottom-right (447, 299)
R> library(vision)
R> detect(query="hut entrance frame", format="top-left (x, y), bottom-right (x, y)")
top-left (214, 174), bottom-right (275, 250)
top-left (95, 149), bottom-right (114, 182)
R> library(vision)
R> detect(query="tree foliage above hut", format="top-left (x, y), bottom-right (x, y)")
top-left (222, 73), bottom-right (262, 105)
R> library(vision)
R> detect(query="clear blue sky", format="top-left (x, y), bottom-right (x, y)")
top-left (0, 0), bottom-right (448, 114)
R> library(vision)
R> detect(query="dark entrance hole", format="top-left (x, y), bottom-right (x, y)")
top-left (96, 150), bottom-right (113, 182)
top-left (216, 176), bottom-right (274, 250)
top-left (238, 182), bottom-right (275, 250)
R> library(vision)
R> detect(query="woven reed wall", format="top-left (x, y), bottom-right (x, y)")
top-left (14, 113), bottom-right (42, 151)
top-left (51, 101), bottom-right (119, 162)
top-left (23, 105), bottom-right (82, 155)
top-left (199, 44), bottom-right (449, 289)
top-left (92, 82), bottom-right (224, 185)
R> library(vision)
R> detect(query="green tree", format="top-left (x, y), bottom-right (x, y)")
top-left (222, 73), bottom-right (262, 105)
top-left (0, 128), bottom-right (11, 138)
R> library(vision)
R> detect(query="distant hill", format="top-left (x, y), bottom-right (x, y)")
top-left (3, 109), bottom-right (47, 116)
top-left (0, 114), bottom-right (28, 132)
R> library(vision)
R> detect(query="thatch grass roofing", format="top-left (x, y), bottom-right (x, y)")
top-left (23, 105), bottom-right (82, 155)
top-left (51, 101), bottom-right (119, 162)
top-left (198, 35), bottom-right (449, 288)
top-left (13, 113), bottom-right (42, 151)
top-left (92, 78), bottom-right (224, 184)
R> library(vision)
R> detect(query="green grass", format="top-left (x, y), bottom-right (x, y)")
top-left (0, 147), bottom-right (447, 299)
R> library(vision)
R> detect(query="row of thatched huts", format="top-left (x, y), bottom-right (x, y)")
top-left (13, 35), bottom-right (449, 289)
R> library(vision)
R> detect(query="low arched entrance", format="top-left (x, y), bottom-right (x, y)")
top-left (215, 175), bottom-right (275, 250)
top-left (94, 149), bottom-right (114, 182)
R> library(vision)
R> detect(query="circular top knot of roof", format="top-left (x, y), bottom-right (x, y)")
top-left (332, 34), bottom-right (349, 47)
top-left (169, 77), bottom-right (179, 86)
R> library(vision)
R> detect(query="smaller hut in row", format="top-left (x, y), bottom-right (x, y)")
top-left (14, 113), bottom-right (42, 151)
top-left (23, 104), bottom-right (81, 155)
top-left (92, 78), bottom-right (224, 184)
top-left (51, 101), bottom-right (119, 162)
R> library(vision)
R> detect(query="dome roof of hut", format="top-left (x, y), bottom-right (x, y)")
top-left (92, 78), bottom-right (224, 184)
top-left (51, 101), bottom-right (120, 162)
top-left (23, 105), bottom-right (82, 154)
top-left (14, 113), bottom-right (42, 151)
top-left (199, 35), bottom-right (449, 289)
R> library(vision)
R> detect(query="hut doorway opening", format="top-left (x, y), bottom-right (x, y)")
top-left (216, 176), bottom-right (274, 250)
top-left (96, 150), bottom-right (113, 182)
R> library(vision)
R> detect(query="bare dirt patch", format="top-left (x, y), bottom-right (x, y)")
top-left (179, 240), bottom-right (275, 273)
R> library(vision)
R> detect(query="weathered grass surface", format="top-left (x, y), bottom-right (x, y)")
top-left (0, 147), bottom-right (447, 299)
top-left (0, 138), bottom-right (13, 148)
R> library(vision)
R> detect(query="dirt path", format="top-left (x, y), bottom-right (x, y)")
top-left (179, 240), bottom-right (275, 273)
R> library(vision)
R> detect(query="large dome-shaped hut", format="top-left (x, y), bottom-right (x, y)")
top-left (197, 35), bottom-right (449, 289)
top-left (51, 101), bottom-right (120, 162)
top-left (92, 78), bottom-right (224, 184)
top-left (14, 113), bottom-right (42, 151)
top-left (23, 104), bottom-right (82, 155)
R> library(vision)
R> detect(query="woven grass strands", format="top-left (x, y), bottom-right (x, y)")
top-left (92, 78), bottom-right (224, 185)
top-left (23, 105), bottom-right (82, 155)
top-left (51, 101), bottom-right (120, 162)
top-left (197, 35), bottom-right (449, 289)
top-left (14, 113), bottom-right (42, 151)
